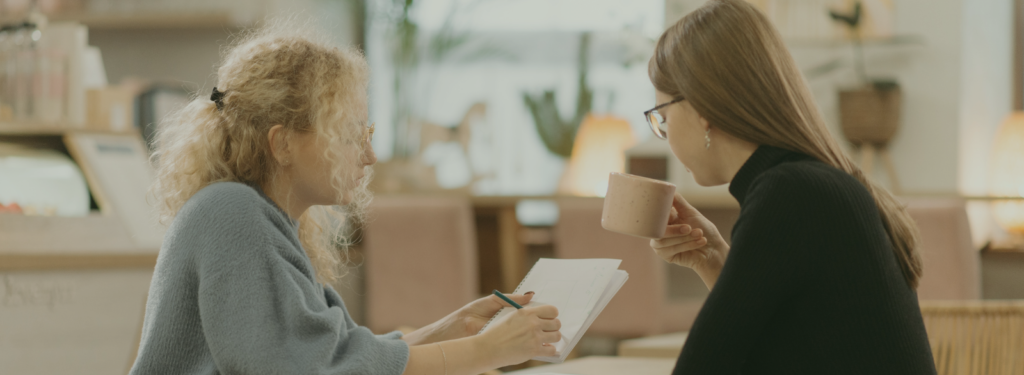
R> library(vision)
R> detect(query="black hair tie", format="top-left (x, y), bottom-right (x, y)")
top-left (210, 87), bottom-right (226, 110)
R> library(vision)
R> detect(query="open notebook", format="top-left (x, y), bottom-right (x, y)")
top-left (479, 258), bottom-right (628, 363)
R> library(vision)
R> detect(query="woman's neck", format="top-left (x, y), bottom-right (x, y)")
top-left (261, 179), bottom-right (311, 221)
top-left (716, 137), bottom-right (760, 184)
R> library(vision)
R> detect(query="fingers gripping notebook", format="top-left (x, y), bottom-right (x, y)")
top-left (479, 258), bottom-right (629, 363)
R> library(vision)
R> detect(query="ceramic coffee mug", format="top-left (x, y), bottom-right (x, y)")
top-left (601, 172), bottom-right (677, 239)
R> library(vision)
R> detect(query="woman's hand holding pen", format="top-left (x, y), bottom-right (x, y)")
top-left (650, 193), bottom-right (730, 289)
top-left (479, 303), bottom-right (562, 367)
top-left (400, 293), bottom-right (561, 375)
top-left (401, 292), bottom-right (537, 346)
top-left (459, 292), bottom-right (535, 337)
top-left (401, 298), bottom-right (561, 375)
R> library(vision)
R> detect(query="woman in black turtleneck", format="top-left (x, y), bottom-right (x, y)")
top-left (642, 1), bottom-right (936, 374)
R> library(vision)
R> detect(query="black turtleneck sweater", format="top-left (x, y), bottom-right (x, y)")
top-left (672, 146), bottom-right (936, 374)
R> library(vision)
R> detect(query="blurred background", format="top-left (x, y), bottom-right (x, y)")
top-left (2, 0), bottom-right (1024, 374)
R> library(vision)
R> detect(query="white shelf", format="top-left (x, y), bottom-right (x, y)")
top-left (52, 11), bottom-right (238, 30)
top-left (0, 122), bottom-right (134, 136)
top-left (785, 35), bottom-right (926, 48)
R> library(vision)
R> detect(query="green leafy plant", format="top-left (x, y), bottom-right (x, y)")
top-left (822, 0), bottom-right (898, 89)
top-left (523, 32), bottom-right (593, 158)
top-left (375, 0), bottom-right (511, 158)
top-left (829, 1), bottom-right (866, 82)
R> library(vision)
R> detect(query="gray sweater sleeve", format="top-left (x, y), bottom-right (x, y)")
top-left (187, 183), bottom-right (409, 375)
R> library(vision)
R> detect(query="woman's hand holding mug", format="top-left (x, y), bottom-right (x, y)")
top-left (650, 193), bottom-right (730, 289)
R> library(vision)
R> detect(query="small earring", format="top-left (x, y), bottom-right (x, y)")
top-left (704, 129), bottom-right (711, 150)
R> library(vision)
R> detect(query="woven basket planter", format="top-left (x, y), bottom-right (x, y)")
top-left (838, 85), bottom-right (902, 145)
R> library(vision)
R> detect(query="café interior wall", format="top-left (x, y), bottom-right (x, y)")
top-left (365, 0), bottom-right (978, 200)
top-left (879, 0), bottom-right (965, 195)
top-left (367, 27), bottom-right (659, 195)
top-left (93, 0), bottom-right (1005, 199)
top-left (90, 28), bottom-right (230, 90)
top-left (369, 57), bottom-right (657, 195)
top-left (663, 0), bottom-right (968, 197)
top-left (958, 0), bottom-right (1012, 244)
top-left (92, 0), bottom-right (360, 91)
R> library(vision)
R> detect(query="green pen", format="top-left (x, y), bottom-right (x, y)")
top-left (492, 289), bottom-right (524, 309)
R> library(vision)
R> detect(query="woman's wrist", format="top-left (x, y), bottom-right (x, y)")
top-left (405, 336), bottom-right (499, 375)
top-left (428, 334), bottom-right (502, 375)
top-left (693, 247), bottom-right (727, 289)
top-left (400, 329), bottom-right (427, 346)
top-left (407, 308), bottom-right (471, 346)
top-left (465, 332), bottom-right (503, 370)
top-left (402, 320), bottom-right (445, 346)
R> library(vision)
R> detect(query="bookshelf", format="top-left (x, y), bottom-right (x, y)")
top-left (0, 124), bottom-right (159, 268)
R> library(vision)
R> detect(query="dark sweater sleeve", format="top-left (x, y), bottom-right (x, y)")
top-left (672, 167), bottom-right (829, 374)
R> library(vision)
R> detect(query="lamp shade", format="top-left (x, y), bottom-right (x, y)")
top-left (558, 114), bottom-right (637, 197)
top-left (990, 111), bottom-right (1024, 234)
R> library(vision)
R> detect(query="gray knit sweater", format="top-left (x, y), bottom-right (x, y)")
top-left (130, 182), bottom-right (410, 375)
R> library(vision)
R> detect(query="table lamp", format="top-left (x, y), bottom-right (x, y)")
top-left (558, 114), bottom-right (636, 197)
top-left (990, 111), bottom-right (1024, 234)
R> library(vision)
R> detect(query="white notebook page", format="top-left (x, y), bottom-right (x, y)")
top-left (480, 258), bottom-right (625, 362)
top-left (535, 269), bottom-right (628, 362)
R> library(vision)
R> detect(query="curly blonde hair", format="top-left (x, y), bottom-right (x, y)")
top-left (151, 21), bottom-right (373, 284)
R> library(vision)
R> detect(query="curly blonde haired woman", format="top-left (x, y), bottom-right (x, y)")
top-left (644, 1), bottom-right (936, 373)
top-left (129, 25), bottom-right (561, 375)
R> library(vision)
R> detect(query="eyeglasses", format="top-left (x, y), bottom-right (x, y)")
top-left (644, 97), bottom-right (684, 140)
top-left (366, 122), bottom-right (375, 143)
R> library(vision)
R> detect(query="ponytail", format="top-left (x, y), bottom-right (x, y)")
top-left (151, 98), bottom-right (233, 225)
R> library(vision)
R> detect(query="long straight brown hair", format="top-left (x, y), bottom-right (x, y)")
top-left (650, 0), bottom-right (922, 288)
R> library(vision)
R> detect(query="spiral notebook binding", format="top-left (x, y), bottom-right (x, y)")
top-left (510, 266), bottom-right (536, 294)
top-left (477, 267), bottom-right (538, 335)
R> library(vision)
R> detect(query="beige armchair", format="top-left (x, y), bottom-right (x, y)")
top-left (554, 197), bottom-right (705, 337)
top-left (907, 198), bottom-right (981, 300)
top-left (362, 195), bottom-right (479, 333)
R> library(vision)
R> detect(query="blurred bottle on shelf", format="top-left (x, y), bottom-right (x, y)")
top-left (13, 23), bottom-right (32, 121)
top-left (0, 3), bottom-right (109, 128)
top-left (33, 23), bottom-right (68, 124)
top-left (0, 10), bottom-right (72, 125)
top-left (34, 48), bottom-right (67, 123)
top-left (0, 25), bottom-right (14, 121)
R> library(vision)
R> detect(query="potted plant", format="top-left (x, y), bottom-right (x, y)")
top-left (829, 1), bottom-right (902, 147)
top-left (523, 32), bottom-right (594, 158)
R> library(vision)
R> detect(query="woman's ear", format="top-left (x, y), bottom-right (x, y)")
top-left (698, 115), bottom-right (710, 133)
top-left (267, 125), bottom-right (291, 166)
